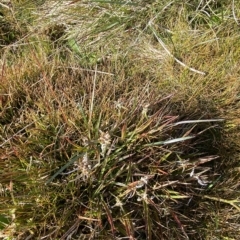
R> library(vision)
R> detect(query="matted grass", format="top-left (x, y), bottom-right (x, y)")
top-left (1, 0), bottom-right (240, 239)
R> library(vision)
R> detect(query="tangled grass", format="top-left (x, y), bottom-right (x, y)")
top-left (1, 0), bottom-right (240, 239)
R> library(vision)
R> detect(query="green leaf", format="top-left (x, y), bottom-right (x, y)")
top-left (0, 214), bottom-right (10, 230)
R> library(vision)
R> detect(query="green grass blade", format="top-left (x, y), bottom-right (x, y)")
top-left (144, 135), bottom-right (195, 147)
top-left (90, 0), bottom-right (137, 5)
top-left (173, 119), bottom-right (225, 126)
top-left (45, 153), bottom-right (85, 185)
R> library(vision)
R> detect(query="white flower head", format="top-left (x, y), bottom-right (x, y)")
top-left (99, 130), bottom-right (111, 156)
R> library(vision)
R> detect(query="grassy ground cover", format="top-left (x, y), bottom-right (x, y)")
top-left (0, 0), bottom-right (240, 239)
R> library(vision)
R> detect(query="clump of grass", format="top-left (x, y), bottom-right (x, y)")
top-left (0, 56), bottom-right (225, 239)
top-left (0, 47), bottom-right (228, 239)
top-left (1, 0), bottom-right (240, 239)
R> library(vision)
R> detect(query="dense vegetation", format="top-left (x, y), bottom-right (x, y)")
top-left (0, 0), bottom-right (240, 239)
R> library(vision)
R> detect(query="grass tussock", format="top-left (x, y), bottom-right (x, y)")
top-left (1, 0), bottom-right (240, 239)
